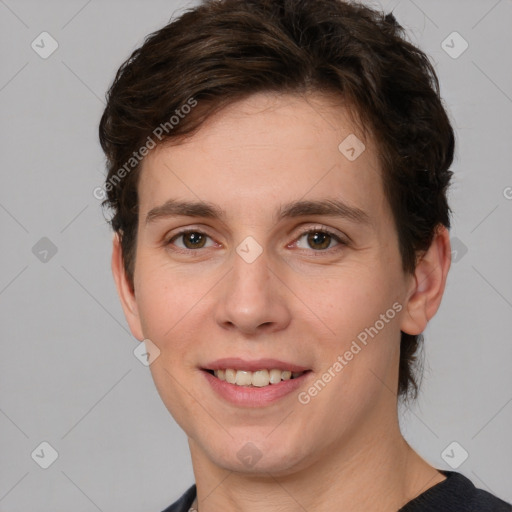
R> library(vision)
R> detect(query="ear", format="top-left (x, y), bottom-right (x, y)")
top-left (400, 225), bottom-right (452, 336)
top-left (111, 233), bottom-right (144, 341)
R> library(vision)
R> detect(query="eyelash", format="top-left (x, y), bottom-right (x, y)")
top-left (165, 226), bottom-right (348, 254)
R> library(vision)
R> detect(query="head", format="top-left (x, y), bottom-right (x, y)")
top-left (99, 0), bottom-right (453, 474)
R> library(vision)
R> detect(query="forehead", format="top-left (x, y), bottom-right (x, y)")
top-left (137, 92), bottom-right (388, 224)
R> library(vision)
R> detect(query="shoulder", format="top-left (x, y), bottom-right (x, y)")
top-left (160, 484), bottom-right (196, 512)
top-left (400, 471), bottom-right (511, 512)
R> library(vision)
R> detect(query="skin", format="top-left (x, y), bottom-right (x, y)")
top-left (112, 91), bottom-right (451, 512)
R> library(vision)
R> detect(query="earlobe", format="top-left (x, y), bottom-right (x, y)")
top-left (400, 225), bottom-right (452, 336)
top-left (111, 233), bottom-right (144, 341)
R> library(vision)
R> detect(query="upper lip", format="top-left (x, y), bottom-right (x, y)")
top-left (203, 357), bottom-right (310, 372)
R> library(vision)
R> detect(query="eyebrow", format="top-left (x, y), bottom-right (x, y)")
top-left (145, 198), bottom-right (371, 226)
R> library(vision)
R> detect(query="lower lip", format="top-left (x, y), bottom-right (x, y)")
top-left (202, 370), bottom-right (311, 407)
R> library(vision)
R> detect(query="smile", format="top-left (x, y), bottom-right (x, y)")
top-left (207, 368), bottom-right (307, 387)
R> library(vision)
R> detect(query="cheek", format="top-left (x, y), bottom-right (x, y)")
top-left (135, 260), bottom-right (202, 341)
top-left (137, 269), bottom-right (208, 429)
top-left (310, 267), bottom-right (403, 387)
top-left (311, 268), bottom-right (396, 337)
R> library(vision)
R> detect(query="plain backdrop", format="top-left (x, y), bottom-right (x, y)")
top-left (1, 0), bottom-right (511, 510)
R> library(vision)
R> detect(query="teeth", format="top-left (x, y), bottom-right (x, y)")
top-left (225, 369), bottom-right (236, 384)
top-left (235, 370), bottom-right (252, 386)
top-left (250, 370), bottom-right (269, 387)
top-left (213, 368), bottom-right (305, 387)
top-left (269, 368), bottom-right (283, 384)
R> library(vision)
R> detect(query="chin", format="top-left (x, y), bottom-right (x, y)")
top-left (203, 433), bottom-right (313, 476)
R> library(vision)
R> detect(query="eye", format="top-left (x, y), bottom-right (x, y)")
top-left (165, 226), bottom-right (347, 254)
top-left (167, 230), bottom-right (216, 250)
top-left (293, 227), bottom-right (347, 252)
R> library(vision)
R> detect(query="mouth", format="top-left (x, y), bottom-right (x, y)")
top-left (201, 358), bottom-right (312, 407)
top-left (202, 368), bottom-right (311, 388)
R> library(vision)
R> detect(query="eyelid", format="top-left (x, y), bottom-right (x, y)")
top-left (293, 224), bottom-right (347, 241)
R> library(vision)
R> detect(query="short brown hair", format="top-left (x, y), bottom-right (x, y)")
top-left (98, 0), bottom-right (455, 400)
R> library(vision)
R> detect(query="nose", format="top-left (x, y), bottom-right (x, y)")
top-left (214, 249), bottom-right (292, 336)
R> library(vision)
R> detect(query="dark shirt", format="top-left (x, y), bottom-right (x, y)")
top-left (161, 470), bottom-right (511, 511)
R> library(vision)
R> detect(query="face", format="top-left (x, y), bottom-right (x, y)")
top-left (114, 92), bottom-right (424, 476)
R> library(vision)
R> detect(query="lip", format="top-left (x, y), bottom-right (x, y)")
top-left (203, 357), bottom-right (310, 373)
top-left (202, 369), bottom-right (312, 408)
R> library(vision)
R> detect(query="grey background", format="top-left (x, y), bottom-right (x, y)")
top-left (0, 0), bottom-right (511, 510)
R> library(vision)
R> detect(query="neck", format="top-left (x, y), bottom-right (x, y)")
top-left (187, 399), bottom-right (445, 512)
